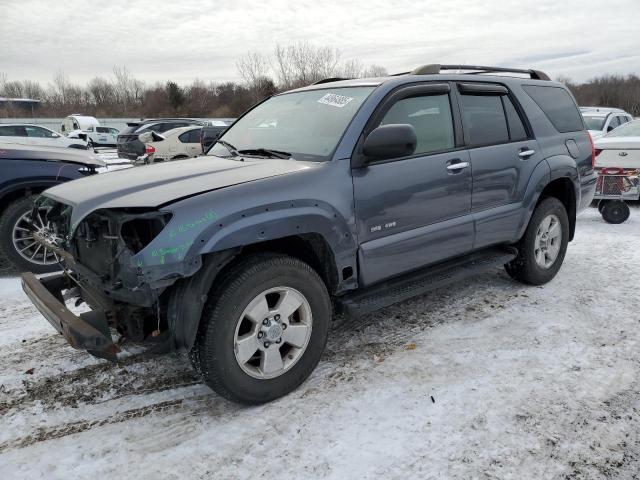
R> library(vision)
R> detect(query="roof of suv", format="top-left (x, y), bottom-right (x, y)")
top-left (290, 64), bottom-right (557, 93)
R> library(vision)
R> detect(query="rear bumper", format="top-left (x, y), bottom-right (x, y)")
top-left (21, 272), bottom-right (120, 361)
top-left (578, 169), bottom-right (598, 212)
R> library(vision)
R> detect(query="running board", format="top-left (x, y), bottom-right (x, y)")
top-left (336, 247), bottom-right (518, 319)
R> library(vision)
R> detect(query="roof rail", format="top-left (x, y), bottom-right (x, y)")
top-left (312, 77), bottom-right (350, 85)
top-left (409, 64), bottom-right (550, 80)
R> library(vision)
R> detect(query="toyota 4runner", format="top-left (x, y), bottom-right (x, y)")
top-left (21, 64), bottom-right (597, 404)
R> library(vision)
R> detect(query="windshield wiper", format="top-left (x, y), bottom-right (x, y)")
top-left (237, 148), bottom-right (292, 159)
top-left (212, 139), bottom-right (240, 157)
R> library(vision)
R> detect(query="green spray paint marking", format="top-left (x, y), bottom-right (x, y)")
top-left (151, 239), bottom-right (194, 264)
top-left (169, 210), bottom-right (217, 238)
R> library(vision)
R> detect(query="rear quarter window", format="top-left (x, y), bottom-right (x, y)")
top-left (522, 85), bottom-right (584, 133)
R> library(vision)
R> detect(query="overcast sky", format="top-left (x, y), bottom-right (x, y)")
top-left (1, 0), bottom-right (639, 86)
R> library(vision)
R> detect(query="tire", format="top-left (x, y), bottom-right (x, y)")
top-left (601, 200), bottom-right (630, 224)
top-left (0, 196), bottom-right (61, 274)
top-left (505, 197), bottom-right (569, 285)
top-left (192, 253), bottom-right (331, 404)
top-left (598, 200), bottom-right (607, 213)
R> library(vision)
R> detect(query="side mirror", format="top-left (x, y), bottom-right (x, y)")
top-left (360, 124), bottom-right (417, 164)
top-left (52, 133), bottom-right (60, 138)
top-left (138, 131), bottom-right (165, 143)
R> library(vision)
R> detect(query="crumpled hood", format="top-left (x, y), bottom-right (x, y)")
top-left (44, 156), bottom-right (314, 228)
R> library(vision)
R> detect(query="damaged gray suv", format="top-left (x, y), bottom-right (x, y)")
top-left (22, 65), bottom-right (596, 404)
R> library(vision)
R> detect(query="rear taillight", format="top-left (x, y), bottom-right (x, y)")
top-left (588, 132), bottom-right (596, 168)
top-left (145, 145), bottom-right (156, 154)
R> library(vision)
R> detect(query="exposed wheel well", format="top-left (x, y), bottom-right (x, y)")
top-left (240, 234), bottom-right (339, 294)
top-left (538, 178), bottom-right (576, 240)
top-left (0, 187), bottom-right (45, 216)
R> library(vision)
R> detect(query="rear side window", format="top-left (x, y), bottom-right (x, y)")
top-left (179, 129), bottom-right (200, 143)
top-left (502, 97), bottom-right (528, 141)
top-left (379, 94), bottom-right (455, 155)
top-left (96, 127), bottom-right (110, 133)
top-left (0, 125), bottom-right (27, 136)
top-left (460, 94), bottom-right (509, 146)
top-left (522, 85), bottom-right (583, 133)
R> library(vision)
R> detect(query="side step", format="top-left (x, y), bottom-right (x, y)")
top-left (336, 247), bottom-right (518, 318)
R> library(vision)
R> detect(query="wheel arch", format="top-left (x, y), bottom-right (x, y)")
top-left (166, 232), bottom-right (353, 351)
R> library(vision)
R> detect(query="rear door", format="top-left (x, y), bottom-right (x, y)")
top-left (352, 83), bottom-right (473, 286)
top-left (456, 82), bottom-right (542, 248)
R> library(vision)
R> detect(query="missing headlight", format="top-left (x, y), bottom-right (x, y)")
top-left (120, 212), bottom-right (172, 254)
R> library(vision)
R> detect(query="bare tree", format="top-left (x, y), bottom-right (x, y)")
top-left (274, 42), bottom-right (341, 89)
top-left (237, 51), bottom-right (271, 87)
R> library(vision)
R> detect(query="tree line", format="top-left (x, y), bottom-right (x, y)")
top-left (1, 44), bottom-right (638, 118)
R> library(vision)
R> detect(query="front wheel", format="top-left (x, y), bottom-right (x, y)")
top-left (505, 197), bottom-right (569, 285)
top-left (0, 196), bottom-right (61, 273)
top-left (191, 254), bottom-right (331, 404)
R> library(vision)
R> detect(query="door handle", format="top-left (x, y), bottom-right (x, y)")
top-left (518, 149), bottom-right (535, 158)
top-left (446, 161), bottom-right (470, 171)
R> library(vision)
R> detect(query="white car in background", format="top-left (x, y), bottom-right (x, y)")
top-left (84, 126), bottom-right (119, 148)
top-left (138, 125), bottom-right (203, 163)
top-left (0, 124), bottom-right (87, 149)
top-left (594, 119), bottom-right (640, 169)
top-left (580, 107), bottom-right (633, 139)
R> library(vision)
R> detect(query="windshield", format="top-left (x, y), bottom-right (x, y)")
top-left (605, 119), bottom-right (640, 137)
top-left (208, 87), bottom-right (375, 161)
top-left (583, 116), bottom-right (606, 130)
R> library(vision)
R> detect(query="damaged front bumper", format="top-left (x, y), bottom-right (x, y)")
top-left (21, 272), bottom-right (120, 362)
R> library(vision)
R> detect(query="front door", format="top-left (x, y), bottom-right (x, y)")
top-left (352, 84), bottom-right (473, 286)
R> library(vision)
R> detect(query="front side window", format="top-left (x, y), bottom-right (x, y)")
top-left (26, 126), bottom-right (55, 138)
top-left (208, 86), bottom-right (375, 161)
top-left (460, 94), bottom-right (509, 146)
top-left (379, 93), bottom-right (454, 155)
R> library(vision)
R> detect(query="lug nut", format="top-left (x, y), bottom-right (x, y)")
top-left (262, 318), bottom-right (269, 325)
top-left (282, 324), bottom-right (287, 330)
top-left (276, 338), bottom-right (281, 344)
top-left (274, 314), bottom-right (281, 321)
top-left (264, 341), bottom-right (270, 348)
top-left (257, 332), bottom-right (263, 339)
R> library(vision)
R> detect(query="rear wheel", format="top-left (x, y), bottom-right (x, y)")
top-left (601, 200), bottom-right (630, 224)
top-left (192, 254), bottom-right (331, 404)
top-left (0, 196), bottom-right (61, 273)
top-left (505, 197), bottom-right (569, 285)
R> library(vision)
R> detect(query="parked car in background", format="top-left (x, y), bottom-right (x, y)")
top-left (138, 125), bottom-right (203, 163)
top-left (117, 118), bottom-right (203, 160)
top-left (22, 64), bottom-right (596, 404)
top-left (85, 126), bottom-right (119, 148)
top-left (0, 124), bottom-right (87, 149)
top-left (594, 119), bottom-right (640, 169)
top-left (0, 143), bottom-right (103, 273)
top-left (580, 107), bottom-right (633, 139)
top-left (200, 120), bottom-right (233, 153)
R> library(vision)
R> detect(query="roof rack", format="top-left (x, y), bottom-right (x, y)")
top-left (408, 64), bottom-right (550, 80)
top-left (312, 77), bottom-right (351, 85)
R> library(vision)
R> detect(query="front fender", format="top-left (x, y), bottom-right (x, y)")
top-left (197, 200), bottom-right (356, 257)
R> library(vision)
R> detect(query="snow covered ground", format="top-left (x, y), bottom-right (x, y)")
top-left (1, 205), bottom-right (639, 479)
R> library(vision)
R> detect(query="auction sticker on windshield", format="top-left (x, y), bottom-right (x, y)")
top-left (318, 93), bottom-right (354, 108)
